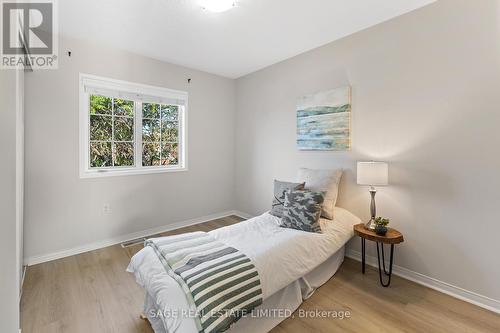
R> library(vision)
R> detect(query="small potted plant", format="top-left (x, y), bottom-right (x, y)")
top-left (374, 217), bottom-right (390, 236)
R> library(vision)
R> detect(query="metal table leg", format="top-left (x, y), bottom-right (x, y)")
top-left (376, 242), bottom-right (394, 287)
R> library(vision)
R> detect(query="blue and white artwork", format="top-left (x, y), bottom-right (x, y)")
top-left (297, 86), bottom-right (351, 150)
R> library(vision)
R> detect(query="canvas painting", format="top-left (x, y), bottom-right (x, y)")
top-left (297, 86), bottom-right (351, 150)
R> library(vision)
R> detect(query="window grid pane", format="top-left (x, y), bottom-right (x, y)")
top-left (142, 142), bottom-right (161, 166)
top-left (90, 142), bottom-right (112, 167)
top-left (141, 103), bottom-right (180, 167)
top-left (161, 104), bottom-right (179, 166)
top-left (142, 118), bottom-right (160, 143)
top-left (114, 99), bottom-right (134, 117)
top-left (113, 116), bottom-right (134, 142)
top-left (89, 95), bottom-right (135, 169)
top-left (113, 142), bottom-right (134, 167)
top-left (90, 95), bottom-right (112, 115)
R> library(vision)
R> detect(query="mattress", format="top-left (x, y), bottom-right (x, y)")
top-left (128, 207), bottom-right (361, 333)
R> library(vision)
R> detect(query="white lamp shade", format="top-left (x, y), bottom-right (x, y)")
top-left (357, 162), bottom-right (389, 186)
top-left (201, 0), bottom-right (235, 12)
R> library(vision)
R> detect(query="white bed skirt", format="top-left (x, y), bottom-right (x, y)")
top-left (144, 246), bottom-right (345, 333)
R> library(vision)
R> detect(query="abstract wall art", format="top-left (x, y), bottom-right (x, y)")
top-left (297, 86), bottom-right (351, 150)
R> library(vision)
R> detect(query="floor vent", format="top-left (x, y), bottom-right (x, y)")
top-left (120, 237), bottom-right (147, 248)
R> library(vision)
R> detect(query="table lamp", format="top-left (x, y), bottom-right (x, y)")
top-left (357, 161), bottom-right (389, 230)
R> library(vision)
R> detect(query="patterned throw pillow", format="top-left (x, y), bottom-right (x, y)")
top-left (270, 180), bottom-right (305, 218)
top-left (281, 190), bottom-right (324, 233)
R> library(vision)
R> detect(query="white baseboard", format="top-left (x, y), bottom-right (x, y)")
top-left (24, 210), bottom-right (247, 266)
top-left (231, 210), bottom-right (253, 219)
top-left (19, 265), bottom-right (27, 301)
top-left (345, 249), bottom-right (500, 314)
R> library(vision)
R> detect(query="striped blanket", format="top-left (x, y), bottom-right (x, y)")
top-left (145, 232), bottom-right (263, 333)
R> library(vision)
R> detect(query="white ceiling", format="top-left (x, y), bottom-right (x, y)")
top-left (60, 0), bottom-right (435, 78)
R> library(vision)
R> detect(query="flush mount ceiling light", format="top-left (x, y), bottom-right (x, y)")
top-left (201, 0), bottom-right (236, 13)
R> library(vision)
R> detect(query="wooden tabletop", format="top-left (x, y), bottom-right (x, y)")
top-left (353, 223), bottom-right (404, 244)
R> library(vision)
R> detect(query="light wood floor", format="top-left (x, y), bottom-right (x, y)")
top-left (21, 216), bottom-right (500, 333)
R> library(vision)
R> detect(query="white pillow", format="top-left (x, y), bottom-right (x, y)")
top-left (297, 168), bottom-right (343, 220)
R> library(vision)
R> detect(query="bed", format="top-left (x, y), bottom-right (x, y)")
top-left (128, 207), bottom-right (361, 333)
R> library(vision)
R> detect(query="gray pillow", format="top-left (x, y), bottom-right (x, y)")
top-left (297, 168), bottom-right (343, 220)
top-left (270, 180), bottom-right (305, 218)
top-left (281, 190), bottom-right (324, 233)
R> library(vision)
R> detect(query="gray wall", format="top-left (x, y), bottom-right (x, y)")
top-left (0, 70), bottom-right (20, 332)
top-left (24, 37), bottom-right (236, 259)
top-left (235, 0), bottom-right (500, 301)
top-left (23, 0), bottom-right (500, 306)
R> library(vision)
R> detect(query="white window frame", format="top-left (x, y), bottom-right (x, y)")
top-left (79, 73), bottom-right (188, 178)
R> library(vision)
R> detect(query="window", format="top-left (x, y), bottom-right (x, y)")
top-left (80, 74), bottom-right (187, 178)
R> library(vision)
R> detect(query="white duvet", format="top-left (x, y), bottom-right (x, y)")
top-left (128, 207), bottom-right (361, 333)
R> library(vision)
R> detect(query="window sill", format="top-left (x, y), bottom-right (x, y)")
top-left (79, 166), bottom-right (188, 179)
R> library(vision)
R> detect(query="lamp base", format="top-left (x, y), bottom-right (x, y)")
top-left (365, 187), bottom-right (377, 230)
top-left (365, 217), bottom-right (376, 230)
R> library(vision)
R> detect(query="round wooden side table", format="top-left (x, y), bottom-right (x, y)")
top-left (353, 223), bottom-right (404, 287)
